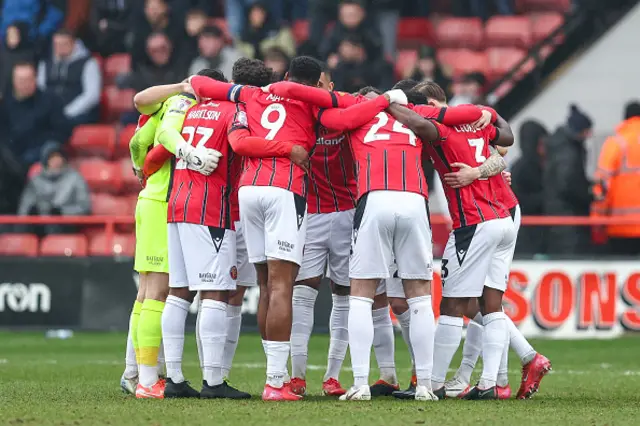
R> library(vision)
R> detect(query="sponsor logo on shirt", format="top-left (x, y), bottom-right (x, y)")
top-left (278, 240), bottom-right (295, 253)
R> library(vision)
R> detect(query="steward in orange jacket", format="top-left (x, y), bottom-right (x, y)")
top-left (591, 102), bottom-right (640, 254)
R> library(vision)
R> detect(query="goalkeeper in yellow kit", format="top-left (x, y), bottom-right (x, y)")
top-left (120, 79), bottom-right (221, 399)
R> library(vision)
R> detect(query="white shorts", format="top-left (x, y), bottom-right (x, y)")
top-left (238, 186), bottom-right (308, 266)
top-left (350, 191), bottom-right (433, 280)
top-left (441, 216), bottom-right (516, 298)
top-left (376, 263), bottom-right (406, 298)
top-left (296, 209), bottom-right (354, 286)
top-left (235, 221), bottom-right (256, 287)
top-left (168, 222), bottom-right (237, 291)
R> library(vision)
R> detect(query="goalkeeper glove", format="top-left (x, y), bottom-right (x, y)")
top-left (176, 140), bottom-right (222, 176)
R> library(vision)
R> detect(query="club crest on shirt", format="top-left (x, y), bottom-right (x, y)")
top-left (175, 98), bottom-right (192, 112)
top-left (230, 266), bottom-right (238, 280)
top-left (235, 110), bottom-right (248, 127)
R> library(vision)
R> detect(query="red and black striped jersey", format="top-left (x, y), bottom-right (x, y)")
top-left (492, 172), bottom-right (519, 211)
top-left (426, 122), bottom-right (510, 229)
top-left (307, 125), bottom-right (357, 214)
top-left (347, 108), bottom-right (428, 200)
top-left (167, 100), bottom-right (248, 229)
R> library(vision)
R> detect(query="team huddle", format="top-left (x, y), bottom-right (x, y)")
top-left (121, 55), bottom-right (552, 402)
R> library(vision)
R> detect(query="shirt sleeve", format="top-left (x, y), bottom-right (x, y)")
top-left (129, 114), bottom-right (159, 170)
top-left (143, 144), bottom-right (174, 177)
top-left (413, 104), bottom-right (484, 125)
top-left (268, 81), bottom-right (358, 108)
top-left (190, 76), bottom-right (258, 103)
top-left (155, 93), bottom-right (197, 154)
top-left (483, 124), bottom-right (499, 145)
top-left (317, 96), bottom-right (390, 131)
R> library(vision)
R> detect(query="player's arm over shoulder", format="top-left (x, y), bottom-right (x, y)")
top-left (155, 93), bottom-right (197, 154)
top-left (268, 81), bottom-right (359, 108)
top-left (486, 113), bottom-right (514, 147)
top-left (387, 104), bottom-right (441, 142)
top-left (129, 114), bottom-right (159, 170)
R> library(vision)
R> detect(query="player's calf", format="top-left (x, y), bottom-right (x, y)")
top-left (431, 297), bottom-right (468, 395)
top-left (291, 277), bottom-right (322, 387)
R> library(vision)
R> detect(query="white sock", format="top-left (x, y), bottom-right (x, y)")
top-left (124, 330), bottom-right (137, 379)
top-left (349, 296), bottom-right (374, 387)
top-left (157, 340), bottom-right (166, 377)
top-left (265, 340), bottom-right (290, 388)
top-left (200, 299), bottom-right (228, 387)
top-left (479, 312), bottom-right (508, 389)
top-left (161, 295), bottom-right (191, 383)
top-left (507, 316), bottom-right (536, 365)
top-left (395, 308), bottom-right (415, 367)
top-left (324, 294), bottom-right (349, 382)
top-left (195, 300), bottom-right (203, 370)
top-left (407, 296), bottom-right (435, 389)
top-left (432, 315), bottom-right (463, 390)
top-left (222, 304), bottom-right (242, 379)
top-left (139, 365), bottom-right (158, 387)
top-left (372, 306), bottom-right (397, 384)
top-left (290, 285), bottom-right (318, 380)
top-left (497, 332), bottom-right (510, 387)
top-left (457, 312), bottom-right (483, 384)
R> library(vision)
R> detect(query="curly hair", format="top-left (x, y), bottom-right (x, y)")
top-left (287, 56), bottom-right (322, 86)
top-left (232, 58), bottom-right (273, 87)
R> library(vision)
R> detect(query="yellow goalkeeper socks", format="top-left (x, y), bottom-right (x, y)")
top-left (138, 299), bottom-right (165, 387)
top-left (130, 301), bottom-right (143, 365)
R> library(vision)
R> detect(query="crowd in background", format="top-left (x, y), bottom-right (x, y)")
top-left (0, 0), bottom-right (638, 257)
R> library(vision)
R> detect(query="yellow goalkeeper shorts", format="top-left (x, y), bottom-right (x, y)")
top-left (134, 198), bottom-right (169, 273)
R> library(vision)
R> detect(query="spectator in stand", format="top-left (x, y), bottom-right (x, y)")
top-left (372, 0), bottom-right (400, 60)
top-left (128, 0), bottom-right (186, 71)
top-left (37, 29), bottom-right (102, 127)
top-left (0, 62), bottom-right (71, 168)
top-left (0, 0), bottom-right (65, 54)
top-left (17, 142), bottom-right (91, 236)
top-left (453, 0), bottom-right (514, 21)
top-left (119, 32), bottom-right (187, 121)
top-left (263, 47), bottom-right (290, 82)
top-left (403, 45), bottom-right (453, 99)
top-left (184, 8), bottom-right (209, 62)
top-left (225, 0), bottom-right (304, 40)
top-left (331, 34), bottom-right (393, 94)
top-left (591, 101), bottom-right (640, 256)
top-left (237, 2), bottom-right (296, 60)
top-left (449, 72), bottom-right (487, 106)
top-left (88, 0), bottom-right (132, 56)
top-left (0, 22), bottom-right (37, 98)
top-left (544, 104), bottom-right (594, 255)
top-left (320, 0), bottom-right (383, 68)
top-left (189, 25), bottom-right (241, 79)
top-left (511, 120), bottom-right (549, 256)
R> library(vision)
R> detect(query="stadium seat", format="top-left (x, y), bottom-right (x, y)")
top-left (0, 234), bottom-right (39, 257)
top-left (292, 19), bottom-right (309, 44)
top-left (487, 47), bottom-right (533, 80)
top-left (394, 49), bottom-right (418, 80)
top-left (397, 18), bottom-right (436, 47)
top-left (40, 234), bottom-right (88, 257)
top-left (89, 232), bottom-right (135, 256)
top-left (102, 86), bottom-right (135, 122)
top-left (104, 53), bottom-right (131, 84)
top-left (27, 163), bottom-right (42, 179)
top-left (78, 158), bottom-right (123, 194)
top-left (436, 17), bottom-right (484, 50)
top-left (68, 125), bottom-right (116, 159)
top-left (437, 49), bottom-right (488, 76)
top-left (516, 0), bottom-right (571, 13)
top-left (91, 193), bottom-right (129, 216)
top-left (116, 124), bottom-right (137, 159)
top-left (530, 12), bottom-right (564, 43)
top-left (119, 158), bottom-right (142, 193)
top-left (485, 16), bottom-right (532, 49)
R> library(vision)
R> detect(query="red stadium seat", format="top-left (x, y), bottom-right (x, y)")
top-left (116, 124), bottom-right (137, 159)
top-left (487, 47), bottom-right (533, 80)
top-left (0, 234), bottom-right (39, 257)
top-left (77, 158), bottom-right (123, 194)
top-left (485, 16), bottom-right (532, 49)
top-left (27, 163), bottom-right (42, 179)
top-left (40, 234), bottom-right (88, 257)
top-left (516, 0), bottom-right (571, 13)
top-left (69, 125), bottom-right (116, 159)
top-left (437, 49), bottom-right (488, 77)
top-left (397, 18), bottom-right (436, 47)
top-left (104, 53), bottom-right (131, 84)
top-left (91, 193), bottom-right (129, 216)
top-left (530, 12), bottom-right (564, 43)
top-left (102, 86), bottom-right (135, 122)
top-left (394, 49), bottom-right (418, 80)
top-left (89, 232), bottom-right (135, 256)
top-left (119, 158), bottom-right (143, 194)
top-left (292, 19), bottom-right (309, 44)
top-left (436, 17), bottom-right (484, 50)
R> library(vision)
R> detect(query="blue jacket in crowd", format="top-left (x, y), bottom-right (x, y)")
top-left (0, 0), bottom-right (64, 41)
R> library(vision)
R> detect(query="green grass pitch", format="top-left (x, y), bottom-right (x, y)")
top-left (1, 331), bottom-right (639, 425)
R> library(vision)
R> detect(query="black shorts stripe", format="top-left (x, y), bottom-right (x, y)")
top-left (353, 192), bottom-right (369, 232)
top-left (208, 226), bottom-right (226, 253)
top-left (294, 193), bottom-right (307, 230)
top-left (453, 224), bottom-right (476, 266)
